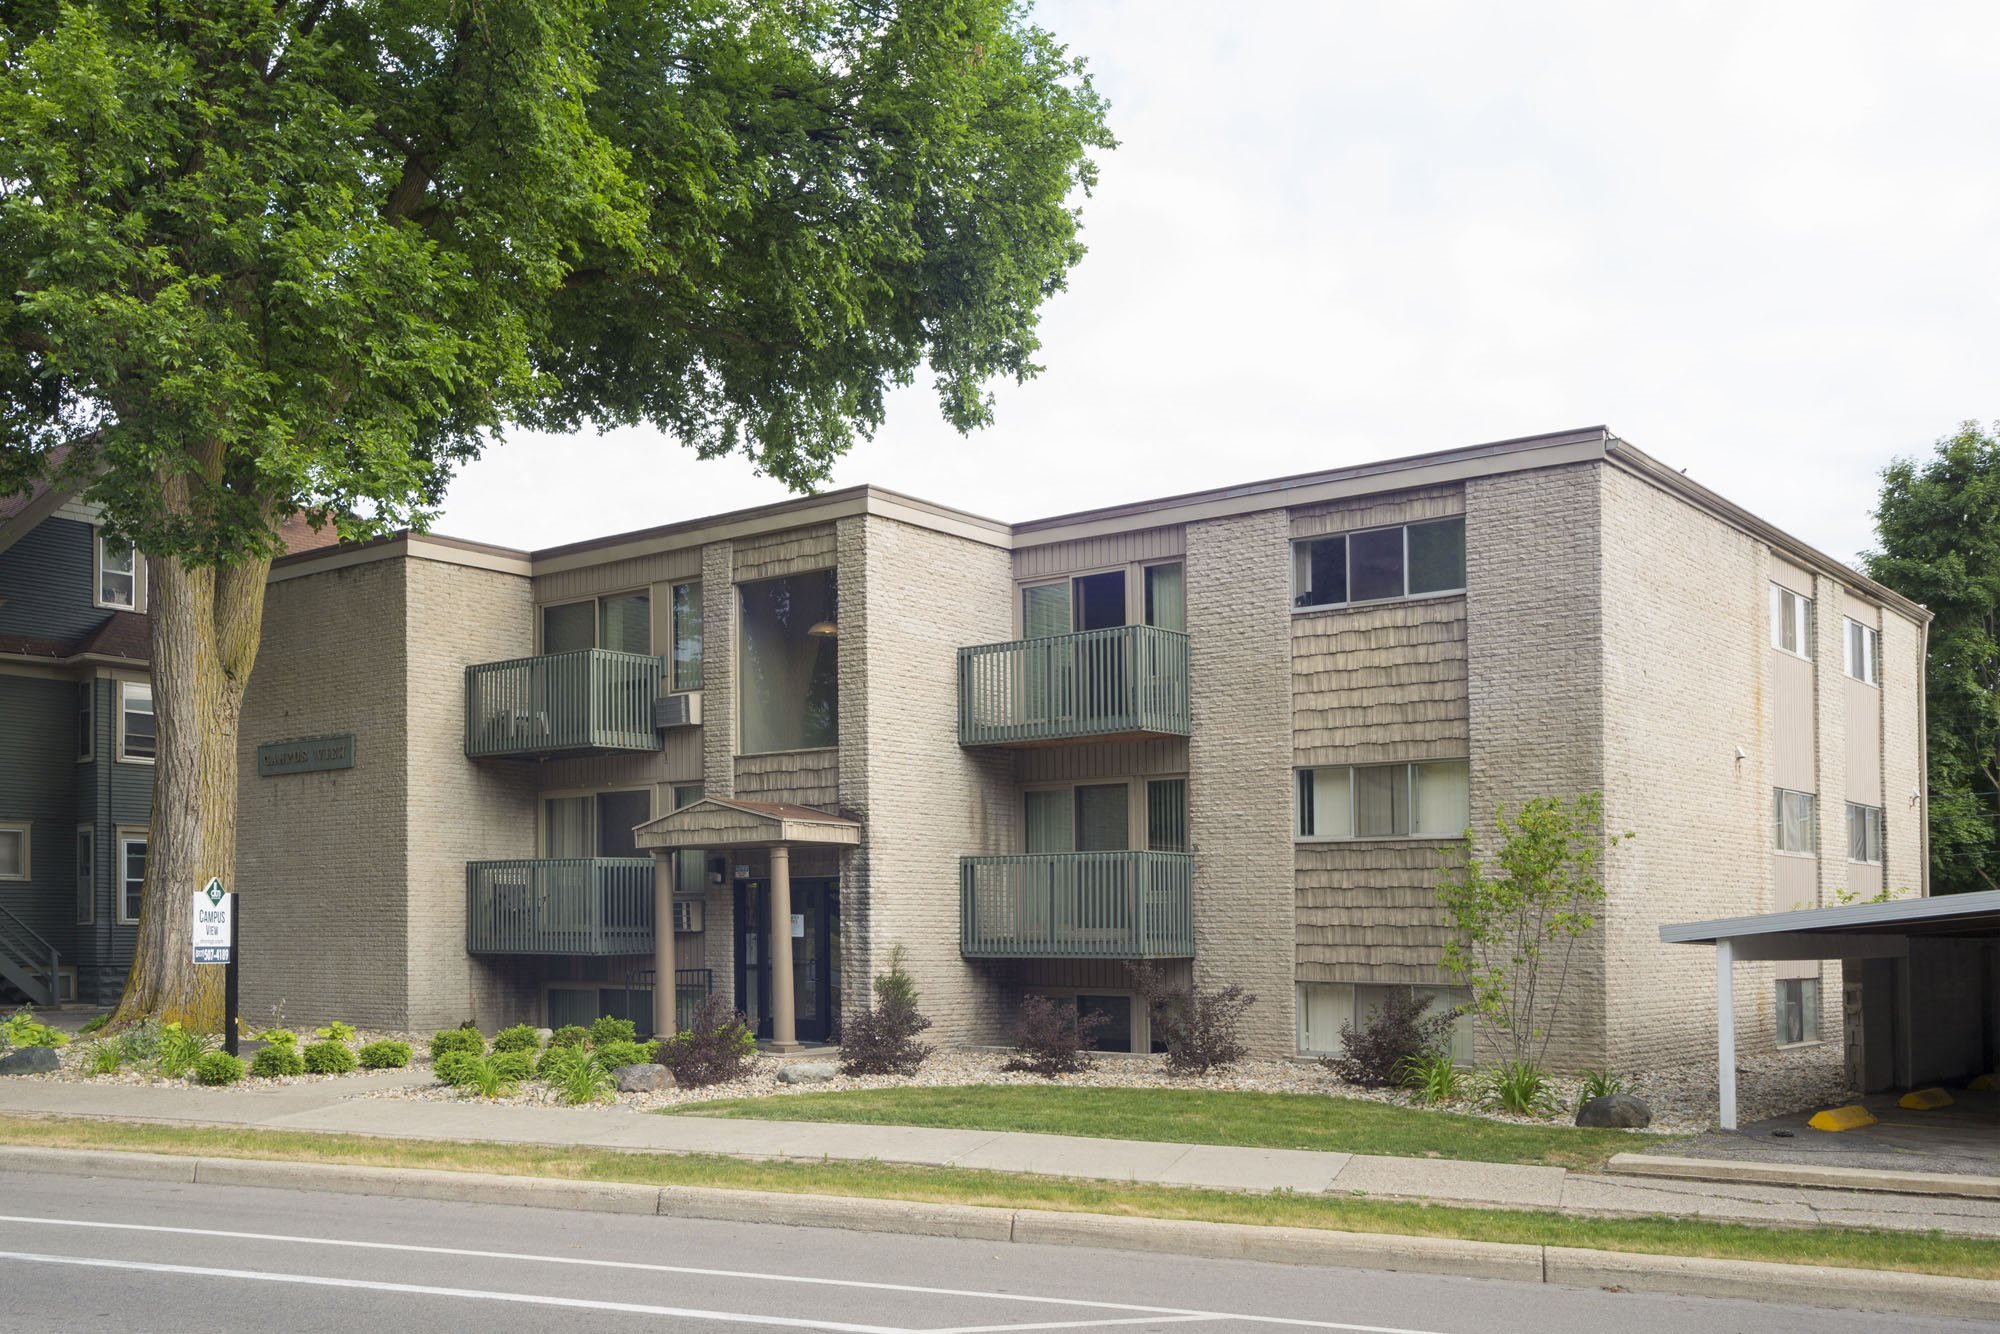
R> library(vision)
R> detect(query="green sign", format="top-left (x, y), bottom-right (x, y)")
top-left (256, 734), bottom-right (355, 777)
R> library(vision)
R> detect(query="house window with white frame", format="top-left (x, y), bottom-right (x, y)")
top-left (1770, 584), bottom-right (1814, 658)
top-left (76, 826), bottom-right (95, 925)
top-left (1847, 803), bottom-right (1884, 864)
top-left (1773, 788), bottom-right (1817, 854)
top-left (1295, 761), bottom-right (1469, 840)
top-left (96, 531), bottom-right (138, 610)
top-left (1844, 618), bottom-right (1880, 685)
top-left (1292, 518), bottom-right (1465, 611)
top-left (0, 822), bottom-right (29, 881)
top-left (1776, 977), bottom-right (1821, 1045)
top-left (119, 681), bottom-right (155, 762)
top-left (118, 831), bottom-right (147, 923)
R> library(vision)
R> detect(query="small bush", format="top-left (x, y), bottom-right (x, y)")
top-left (1324, 988), bottom-right (1455, 1088)
top-left (156, 1024), bottom-right (216, 1078)
top-left (78, 1013), bottom-right (109, 1035)
top-left (591, 1039), bottom-right (658, 1071)
top-left (430, 1028), bottom-right (485, 1061)
top-left (587, 1015), bottom-right (637, 1049)
top-left (1146, 976), bottom-right (1255, 1077)
top-left (541, 1044), bottom-right (617, 1104)
top-left (840, 954), bottom-right (933, 1077)
top-left (492, 1024), bottom-right (542, 1054)
top-left (1003, 995), bottom-right (1107, 1077)
top-left (658, 996), bottom-right (756, 1088)
top-left (115, 1022), bottom-right (163, 1064)
top-left (251, 1045), bottom-right (306, 1078)
top-left (192, 1051), bottom-right (246, 1086)
top-left (1, 1008), bottom-right (70, 1049)
top-left (314, 1021), bottom-right (357, 1043)
top-left (491, 1050), bottom-right (535, 1082)
top-left (85, 1043), bottom-right (123, 1075)
top-left (1577, 1068), bottom-right (1625, 1103)
top-left (1482, 1059), bottom-right (1556, 1116)
top-left (302, 1040), bottom-right (358, 1075)
top-left (357, 1040), bottom-right (412, 1070)
top-left (547, 1025), bottom-right (590, 1050)
top-left (452, 1054), bottom-right (517, 1098)
top-left (435, 1050), bottom-right (483, 1087)
top-left (1401, 1050), bottom-right (1467, 1105)
top-left (256, 1028), bottom-right (298, 1048)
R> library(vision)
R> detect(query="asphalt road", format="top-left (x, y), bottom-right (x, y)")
top-left (0, 1170), bottom-right (1985, 1333)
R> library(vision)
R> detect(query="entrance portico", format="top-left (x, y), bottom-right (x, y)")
top-left (635, 798), bottom-right (860, 1050)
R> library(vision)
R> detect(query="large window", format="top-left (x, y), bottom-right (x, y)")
top-left (1296, 761), bottom-right (1469, 840)
top-left (671, 581), bottom-right (703, 691)
top-left (1297, 982), bottom-right (1474, 1063)
top-left (739, 570), bottom-right (838, 753)
top-left (76, 827), bottom-right (94, 925)
top-left (1025, 779), bottom-right (1186, 853)
top-left (1773, 788), bottom-right (1817, 854)
top-left (672, 783), bottom-right (705, 896)
top-left (543, 790), bottom-right (653, 859)
top-left (1847, 803), bottom-right (1884, 864)
top-left (1770, 584), bottom-right (1814, 658)
top-left (1292, 518), bottom-right (1465, 611)
top-left (96, 531), bottom-right (137, 610)
top-left (1143, 563), bottom-right (1185, 633)
top-left (1019, 562), bottom-right (1188, 639)
top-left (119, 681), bottom-right (155, 762)
top-left (0, 823), bottom-right (28, 880)
top-left (118, 831), bottom-right (147, 924)
top-left (1844, 618), bottom-right (1880, 685)
top-left (1776, 977), bottom-right (1822, 1045)
top-left (541, 592), bottom-right (651, 656)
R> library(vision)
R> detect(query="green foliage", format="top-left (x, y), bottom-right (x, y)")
top-left (873, 945), bottom-right (920, 1010)
top-left (78, 1013), bottom-right (108, 1035)
top-left (587, 1016), bottom-right (637, 1050)
top-left (659, 996), bottom-right (757, 1088)
top-left (155, 1025), bottom-right (216, 1078)
top-left (301, 1040), bottom-right (357, 1075)
top-left (314, 1022), bottom-right (357, 1043)
top-left (357, 1041), bottom-right (412, 1070)
top-left (1866, 423), bottom-right (2000, 893)
top-left (491, 1050), bottom-right (535, 1082)
top-left (1002, 995), bottom-right (1106, 1077)
top-left (85, 1043), bottom-right (123, 1075)
top-left (192, 1052), bottom-right (246, 1086)
top-left (492, 1024), bottom-right (543, 1054)
top-left (1, 1009), bottom-right (70, 1049)
top-left (1324, 988), bottom-right (1455, 1089)
top-left (547, 1026), bottom-right (591, 1050)
top-left (114, 1022), bottom-right (163, 1063)
top-left (1577, 1069), bottom-right (1625, 1103)
top-left (1439, 792), bottom-right (1626, 1065)
top-left (430, 1029), bottom-right (486, 1061)
top-left (1481, 1061), bottom-right (1557, 1116)
top-left (1401, 1051), bottom-right (1468, 1106)
top-left (256, 1028), bottom-right (298, 1048)
top-left (434, 1051), bottom-right (483, 1087)
top-left (592, 1040), bottom-right (658, 1071)
top-left (841, 950), bottom-right (933, 1076)
top-left (541, 1044), bottom-right (618, 1105)
top-left (459, 1056), bottom-right (518, 1099)
top-left (251, 1045), bottom-right (306, 1078)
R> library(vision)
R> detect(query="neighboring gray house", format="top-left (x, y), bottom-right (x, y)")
top-left (14, 426), bottom-right (1932, 1070)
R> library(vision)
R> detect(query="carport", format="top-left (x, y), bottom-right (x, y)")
top-left (1662, 891), bottom-right (2000, 1129)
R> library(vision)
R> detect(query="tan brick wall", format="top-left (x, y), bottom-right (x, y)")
top-left (1881, 608), bottom-right (1929, 895)
top-left (1186, 509), bottom-right (1296, 1056)
top-left (700, 542), bottom-right (736, 799)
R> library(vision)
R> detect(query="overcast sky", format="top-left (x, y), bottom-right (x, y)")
top-left (437, 1), bottom-right (2000, 569)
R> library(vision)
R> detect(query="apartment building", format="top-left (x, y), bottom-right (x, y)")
top-left (4, 427), bottom-right (1930, 1069)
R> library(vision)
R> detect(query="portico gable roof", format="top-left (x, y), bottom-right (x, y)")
top-left (633, 798), bottom-right (860, 851)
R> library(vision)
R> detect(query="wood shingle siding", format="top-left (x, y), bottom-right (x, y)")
top-left (1289, 483), bottom-right (1464, 538)
top-left (735, 749), bottom-right (838, 809)
top-left (1292, 597), bottom-right (1469, 766)
top-left (732, 524), bottom-right (836, 583)
top-left (1295, 839), bottom-right (1455, 985)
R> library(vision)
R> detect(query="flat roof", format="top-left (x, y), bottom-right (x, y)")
top-left (1662, 890), bottom-right (2000, 944)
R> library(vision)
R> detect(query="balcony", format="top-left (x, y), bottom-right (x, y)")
top-left (958, 624), bottom-right (1190, 748)
top-left (960, 851), bottom-right (1195, 959)
top-left (466, 858), bottom-right (655, 955)
top-left (464, 649), bottom-right (665, 759)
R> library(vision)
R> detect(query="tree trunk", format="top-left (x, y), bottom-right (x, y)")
top-left (111, 550), bottom-right (272, 1032)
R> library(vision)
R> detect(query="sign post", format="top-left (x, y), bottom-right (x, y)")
top-left (192, 878), bottom-right (239, 1056)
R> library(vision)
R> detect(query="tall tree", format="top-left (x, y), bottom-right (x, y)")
top-left (1866, 422), bottom-right (2000, 894)
top-left (0, 0), bottom-right (1112, 1027)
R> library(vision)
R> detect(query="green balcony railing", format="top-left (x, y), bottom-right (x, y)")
top-left (467, 858), bottom-right (655, 955)
top-left (464, 649), bottom-right (665, 758)
top-left (960, 851), bottom-right (1194, 959)
top-left (958, 624), bottom-right (1190, 747)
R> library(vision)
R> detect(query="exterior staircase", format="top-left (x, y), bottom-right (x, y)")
top-left (0, 902), bottom-right (60, 1008)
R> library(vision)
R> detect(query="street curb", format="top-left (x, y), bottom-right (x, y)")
top-left (1607, 1152), bottom-right (2000, 1201)
top-left (3, 1145), bottom-right (1997, 1319)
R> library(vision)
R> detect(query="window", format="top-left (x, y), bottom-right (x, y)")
top-left (96, 531), bottom-right (137, 610)
top-left (76, 827), bottom-right (94, 925)
top-left (738, 570), bottom-right (838, 753)
top-left (1847, 803), bottom-right (1884, 864)
top-left (1146, 778), bottom-right (1187, 853)
top-left (1297, 982), bottom-right (1474, 1063)
top-left (1296, 761), bottom-right (1469, 840)
top-left (0, 823), bottom-right (28, 880)
top-left (671, 582), bottom-right (703, 691)
top-left (672, 784), bottom-right (705, 896)
top-left (118, 832), bottom-right (147, 924)
top-left (1844, 618), bottom-right (1880, 685)
top-left (1770, 584), bottom-right (1814, 658)
top-left (541, 593), bottom-right (650, 655)
top-left (78, 681), bottom-right (94, 761)
top-left (1292, 518), bottom-right (1466, 610)
top-left (118, 681), bottom-right (155, 762)
top-left (1143, 563), bottom-right (1185, 633)
top-left (543, 790), bottom-right (653, 859)
top-left (1773, 788), bottom-right (1817, 854)
top-left (540, 600), bottom-right (597, 654)
top-left (1775, 977), bottom-right (1822, 1045)
top-left (1072, 571), bottom-right (1126, 631)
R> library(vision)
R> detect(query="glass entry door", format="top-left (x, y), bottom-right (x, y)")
top-left (733, 878), bottom-right (839, 1043)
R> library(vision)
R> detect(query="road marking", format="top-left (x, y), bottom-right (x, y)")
top-left (0, 1212), bottom-right (1454, 1334)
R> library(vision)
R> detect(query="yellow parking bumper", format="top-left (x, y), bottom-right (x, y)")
top-left (1807, 1104), bottom-right (1878, 1132)
top-left (1898, 1087), bottom-right (1954, 1110)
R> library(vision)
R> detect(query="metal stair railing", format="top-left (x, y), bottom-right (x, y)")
top-left (0, 901), bottom-right (59, 1007)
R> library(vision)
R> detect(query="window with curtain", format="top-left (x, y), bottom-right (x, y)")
top-left (1413, 761), bottom-right (1470, 837)
top-left (1296, 761), bottom-right (1467, 840)
top-left (1776, 977), bottom-right (1821, 1044)
top-left (1021, 583), bottom-right (1071, 638)
top-left (97, 532), bottom-right (137, 609)
top-left (541, 601), bottom-right (596, 654)
top-left (671, 582), bottom-right (703, 691)
top-left (119, 682), bottom-right (154, 761)
top-left (1844, 618), bottom-right (1880, 684)
top-left (1292, 518), bottom-right (1466, 609)
top-left (1146, 779), bottom-right (1187, 852)
top-left (544, 796), bottom-right (593, 858)
top-left (739, 570), bottom-right (839, 753)
top-left (1847, 803), bottom-right (1884, 864)
top-left (1770, 585), bottom-right (1814, 657)
top-left (1773, 788), bottom-right (1817, 854)
top-left (597, 592), bottom-right (651, 655)
top-left (1144, 564), bottom-right (1185, 632)
top-left (1024, 789), bottom-right (1074, 854)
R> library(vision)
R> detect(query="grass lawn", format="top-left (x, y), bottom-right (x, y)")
top-left (0, 1114), bottom-right (1991, 1280)
top-left (666, 1085), bottom-right (1661, 1170)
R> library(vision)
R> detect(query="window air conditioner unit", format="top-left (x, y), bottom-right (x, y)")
top-left (654, 692), bottom-right (701, 729)
top-left (672, 899), bottom-right (704, 933)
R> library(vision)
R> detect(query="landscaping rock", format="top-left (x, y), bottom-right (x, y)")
top-left (615, 1064), bottom-right (672, 1094)
top-left (534, 1028), bottom-right (554, 1045)
top-left (1576, 1093), bottom-right (1652, 1128)
top-left (777, 1061), bottom-right (839, 1085)
top-left (0, 1047), bottom-right (60, 1076)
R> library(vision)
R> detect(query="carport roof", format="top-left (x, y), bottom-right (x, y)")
top-left (1662, 889), bottom-right (2000, 944)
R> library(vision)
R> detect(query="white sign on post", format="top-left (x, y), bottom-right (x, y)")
top-left (192, 878), bottom-right (233, 965)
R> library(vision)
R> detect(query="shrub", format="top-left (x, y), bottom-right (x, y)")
top-left (78, 1013), bottom-right (109, 1035)
top-left (251, 1045), bottom-right (306, 1078)
top-left (192, 1051), bottom-right (246, 1086)
top-left (492, 1024), bottom-right (542, 1054)
top-left (547, 1025), bottom-right (590, 1050)
top-left (658, 996), bottom-right (756, 1088)
top-left (1151, 980), bottom-right (1255, 1077)
top-left (430, 1028), bottom-right (485, 1061)
top-left (541, 1044), bottom-right (617, 1105)
top-left (314, 1021), bottom-right (357, 1043)
top-left (587, 1015), bottom-right (637, 1049)
top-left (256, 1028), bottom-right (298, 1048)
top-left (457, 1055), bottom-right (517, 1098)
top-left (115, 1021), bottom-right (163, 1064)
top-left (491, 1050), bottom-right (535, 1082)
top-left (1324, 987), bottom-right (1455, 1088)
top-left (302, 1040), bottom-right (357, 1075)
top-left (1002, 995), bottom-right (1106, 1077)
top-left (839, 953), bottom-right (933, 1077)
top-left (156, 1024), bottom-right (216, 1078)
top-left (1482, 1059), bottom-right (1556, 1116)
top-left (435, 1051), bottom-right (483, 1086)
top-left (591, 1039), bottom-right (658, 1071)
top-left (1401, 1050), bottom-right (1467, 1105)
top-left (358, 1040), bottom-right (412, 1070)
top-left (1577, 1068), bottom-right (1625, 1103)
top-left (86, 1043), bottom-right (123, 1075)
top-left (1, 1008), bottom-right (70, 1049)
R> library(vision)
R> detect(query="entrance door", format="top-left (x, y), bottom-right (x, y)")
top-left (734, 878), bottom-right (840, 1043)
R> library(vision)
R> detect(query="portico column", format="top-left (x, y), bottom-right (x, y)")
top-left (652, 853), bottom-right (677, 1041)
top-left (1717, 937), bottom-right (1737, 1131)
top-left (767, 843), bottom-right (799, 1050)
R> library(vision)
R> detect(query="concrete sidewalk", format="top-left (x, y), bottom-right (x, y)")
top-left (2, 1075), bottom-right (1997, 1237)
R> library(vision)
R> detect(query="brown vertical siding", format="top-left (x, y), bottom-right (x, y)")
top-left (1012, 527), bottom-right (1185, 581)
top-left (532, 547), bottom-right (700, 603)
